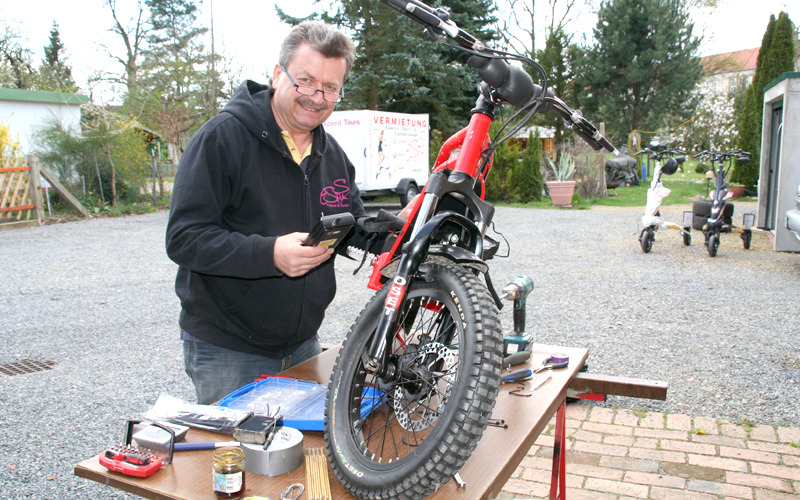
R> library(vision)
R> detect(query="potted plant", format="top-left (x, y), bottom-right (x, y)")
top-left (544, 153), bottom-right (576, 207)
top-left (729, 184), bottom-right (746, 198)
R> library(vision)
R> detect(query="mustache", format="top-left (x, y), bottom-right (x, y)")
top-left (297, 96), bottom-right (328, 111)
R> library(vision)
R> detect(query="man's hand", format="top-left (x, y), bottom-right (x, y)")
top-left (274, 233), bottom-right (334, 277)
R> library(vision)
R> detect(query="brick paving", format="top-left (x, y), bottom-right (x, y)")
top-left (497, 402), bottom-right (800, 499)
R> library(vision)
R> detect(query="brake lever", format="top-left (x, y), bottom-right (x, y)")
top-left (548, 97), bottom-right (617, 154)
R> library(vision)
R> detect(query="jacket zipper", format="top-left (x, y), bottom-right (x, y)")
top-left (287, 164), bottom-right (314, 353)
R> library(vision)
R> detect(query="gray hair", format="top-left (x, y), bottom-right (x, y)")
top-left (278, 21), bottom-right (355, 80)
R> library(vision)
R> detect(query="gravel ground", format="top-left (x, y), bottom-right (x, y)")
top-left (1, 202), bottom-right (799, 498)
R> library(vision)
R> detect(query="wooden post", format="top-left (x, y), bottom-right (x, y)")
top-left (27, 155), bottom-right (45, 224)
top-left (37, 162), bottom-right (91, 217)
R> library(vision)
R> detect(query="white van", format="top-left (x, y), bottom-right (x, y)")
top-left (324, 110), bottom-right (430, 205)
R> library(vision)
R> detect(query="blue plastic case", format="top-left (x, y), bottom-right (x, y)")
top-left (217, 376), bottom-right (380, 431)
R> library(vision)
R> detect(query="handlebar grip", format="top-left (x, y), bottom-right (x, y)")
top-left (466, 55), bottom-right (546, 108)
top-left (381, 0), bottom-right (460, 38)
top-left (571, 127), bottom-right (605, 152)
top-left (569, 113), bottom-right (616, 153)
top-left (597, 135), bottom-right (616, 154)
top-left (548, 98), bottom-right (615, 153)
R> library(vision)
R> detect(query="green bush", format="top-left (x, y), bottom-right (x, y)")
top-left (485, 137), bottom-right (519, 202)
top-left (512, 130), bottom-right (543, 202)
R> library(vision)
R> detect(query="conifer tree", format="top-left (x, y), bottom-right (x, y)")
top-left (513, 130), bottom-right (543, 202)
top-left (533, 26), bottom-right (578, 148)
top-left (733, 12), bottom-right (796, 191)
top-left (282, 0), bottom-right (498, 136)
top-left (136, 0), bottom-right (224, 162)
top-left (577, 0), bottom-right (702, 142)
top-left (39, 21), bottom-right (77, 92)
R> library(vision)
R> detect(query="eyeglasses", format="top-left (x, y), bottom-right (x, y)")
top-left (280, 65), bottom-right (344, 103)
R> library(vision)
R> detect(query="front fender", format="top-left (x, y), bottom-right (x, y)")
top-left (378, 212), bottom-right (487, 279)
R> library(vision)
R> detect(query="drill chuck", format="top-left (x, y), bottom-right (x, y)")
top-left (501, 275), bottom-right (534, 301)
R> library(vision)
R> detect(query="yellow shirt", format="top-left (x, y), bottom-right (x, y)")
top-left (281, 131), bottom-right (313, 165)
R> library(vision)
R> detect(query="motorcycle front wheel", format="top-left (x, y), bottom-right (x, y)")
top-left (325, 260), bottom-right (503, 500)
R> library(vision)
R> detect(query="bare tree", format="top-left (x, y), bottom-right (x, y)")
top-left (0, 24), bottom-right (36, 89)
top-left (495, 0), bottom-right (585, 56)
top-left (496, 0), bottom-right (537, 56)
top-left (104, 0), bottom-right (150, 93)
top-left (546, 0), bottom-right (578, 33)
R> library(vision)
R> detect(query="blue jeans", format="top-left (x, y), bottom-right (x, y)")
top-left (183, 337), bottom-right (322, 405)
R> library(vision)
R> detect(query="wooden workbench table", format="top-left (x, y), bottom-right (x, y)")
top-left (75, 343), bottom-right (588, 499)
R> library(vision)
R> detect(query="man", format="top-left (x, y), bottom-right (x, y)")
top-left (166, 22), bottom-right (392, 404)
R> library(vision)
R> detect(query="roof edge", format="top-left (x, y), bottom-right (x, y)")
top-left (0, 87), bottom-right (90, 105)
top-left (763, 72), bottom-right (800, 94)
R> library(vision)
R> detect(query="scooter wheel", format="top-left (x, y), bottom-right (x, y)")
top-left (640, 227), bottom-right (654, 253)
top-left (707, 233), bottom-right (719, 257)
top-left (682, 228), bottom-right (691, 246)
top-left (742, 230), bottom-right (752, 250)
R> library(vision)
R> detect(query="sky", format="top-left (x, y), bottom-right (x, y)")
top-left (1, 0), bottom-right (799, 101)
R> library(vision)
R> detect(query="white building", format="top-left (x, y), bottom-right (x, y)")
top-left (0, 88), bottom-right (89, 155)
top-left (700, 47), bottom-right (759, 97)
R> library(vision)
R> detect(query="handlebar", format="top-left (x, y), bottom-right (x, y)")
top-left (634, 147), bottom-right (686, 159)
top-left (378, 0), bottom-right (617, 154)
top-left (692, 150), bottom-right (752, 162)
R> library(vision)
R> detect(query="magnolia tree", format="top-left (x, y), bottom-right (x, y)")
top-left (675, 82), bottom-right (738, 154)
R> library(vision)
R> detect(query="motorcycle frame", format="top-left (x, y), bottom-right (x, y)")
top-left (359, 0), bottom-right (617, 379)
top-left (362, 97), bottom-right (499, 375)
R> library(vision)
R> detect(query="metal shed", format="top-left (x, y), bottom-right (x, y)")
top-left (758, 72), bottom-right (800, 252)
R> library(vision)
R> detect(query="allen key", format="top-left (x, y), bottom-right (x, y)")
top-left (488, 418), bottom-right (508, 429)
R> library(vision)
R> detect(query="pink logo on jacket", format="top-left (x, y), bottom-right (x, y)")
top-left (320, 179), bottom-right (350, 207)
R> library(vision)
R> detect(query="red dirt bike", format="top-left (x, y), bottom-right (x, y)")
top-left (324, 1), bottom-right (617, 498)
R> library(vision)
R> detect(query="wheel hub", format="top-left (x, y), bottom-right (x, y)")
top-left (392, 342), bottom-right (456, 431)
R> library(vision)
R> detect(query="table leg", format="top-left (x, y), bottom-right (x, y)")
top-left (549, 400), bottom-right (567, 500)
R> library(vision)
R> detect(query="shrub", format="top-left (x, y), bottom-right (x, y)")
top-left (512, 130), bottom-right (543, 202)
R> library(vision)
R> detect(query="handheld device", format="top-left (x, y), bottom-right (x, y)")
top-left (301, 212), bottom-right (355, 248)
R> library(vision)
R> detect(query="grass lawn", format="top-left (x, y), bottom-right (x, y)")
top-left (509, 159), bottom-right (757, 210)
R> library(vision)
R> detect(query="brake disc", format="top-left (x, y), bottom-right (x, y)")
top-left (393, 342), bottom-right (456, 431)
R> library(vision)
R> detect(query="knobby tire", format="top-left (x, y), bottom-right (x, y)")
top-left (325, 261), bottom-right (503, 500)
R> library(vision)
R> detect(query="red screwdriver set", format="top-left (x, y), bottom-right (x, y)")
top-left (97, 420), bottom-right (176, 478)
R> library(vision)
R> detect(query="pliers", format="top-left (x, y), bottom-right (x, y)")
top-left (533, 355), bottom-right (569, 373)
top-left (502, 368), bottom-right (532, 383)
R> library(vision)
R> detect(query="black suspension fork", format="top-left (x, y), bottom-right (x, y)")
top-left (361, 173), bottom-right (493, 378)
top-left (362, 97), bottom-right (496, 379)
top-left (360, 231), bottom-right (430, 378)
top-left (359, 166), bottom-right (455, 378)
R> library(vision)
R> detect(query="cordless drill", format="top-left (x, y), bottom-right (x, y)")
top-left (501, 275), bottom-right (534, 357)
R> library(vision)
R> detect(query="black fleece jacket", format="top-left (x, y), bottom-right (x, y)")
top-left (165, 80), bottom-right (366, 357)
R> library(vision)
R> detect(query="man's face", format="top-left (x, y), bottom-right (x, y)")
top-left (271, 43), bottom-right (347, 136)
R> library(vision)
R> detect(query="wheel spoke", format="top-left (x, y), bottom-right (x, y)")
top-left (348, 293), bottom-right (461, 463)
top-left (326, 261), bottom-right (503, 499)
